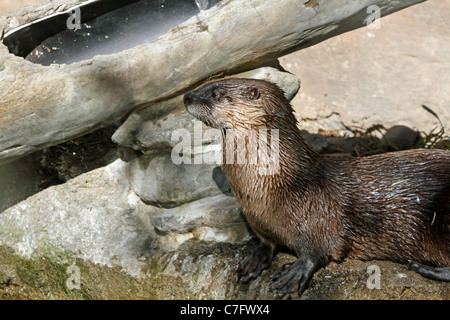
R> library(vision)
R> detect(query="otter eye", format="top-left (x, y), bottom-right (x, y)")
top-left (211, 90), bottom-right (221, 100)
top-left (248, 87), bottom-right (260, 100)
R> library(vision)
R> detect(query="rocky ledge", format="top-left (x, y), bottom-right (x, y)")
top-left (0, 158), bottom-right (448, 300)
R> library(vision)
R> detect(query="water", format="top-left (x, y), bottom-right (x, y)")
top-left (3, 0), bottom-right (221, 66)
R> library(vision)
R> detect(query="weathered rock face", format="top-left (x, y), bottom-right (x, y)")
top-left (0, 159), bottom-right (156, 277)
top-left (0, 131), bottom-right (448, 299)
top-left (128, 155), bottom-right (230, 208)
top-left (0, 64), bottom-right (299, 247)
top-left (1, 233), bottom-right (449, 299)
top-left (1, 109), bottom-right (447, 299)
top-left (0, 154), bottom-right (248, 265)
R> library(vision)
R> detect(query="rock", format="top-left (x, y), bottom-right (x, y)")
top-left (0, 125), bottom-right (119, 215)
top-left (382, 125), bottom-right (420, 150)
top-left (127, 154), bottom-right (230, 208)
top-left (151, 194), bottom-right (248, 249)
top-left (0, 0), bottom-right (44, 15)
top-left (0, 159), bottom-right (159, 277)
top-left (0, 158), bottom-right (447, 300)
top-left (1, 0), bottom-right (446, 302)
top-left (236, 65), bottom-right (301, 102)
top-left (111, 97), bottom-right (188, 153)
top-left (0, 240), bottom-right (448, 299)
top-left (281, 0), bottom-right (449, 134)
top-left (0, 157), bottom-right (247, 259)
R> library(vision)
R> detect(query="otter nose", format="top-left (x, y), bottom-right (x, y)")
top-left (183, 92), bottom-right (194, 106)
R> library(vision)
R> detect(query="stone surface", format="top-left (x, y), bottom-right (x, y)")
top-left (0, 158), bottom-right (246, 262)
top-left (281, 0), bottom-right (449, 134)
top-left (151, 194), bottom-right (248, 250)
top-left (382, 125), bottom-right (420, 150)
top-left (0, 239), bottom-right (448, 300)
top-left (0, 0), bottom-right (44, 14)
top-left (127, 154), bottom-right (230, 207)
top-left (0, 125), bottom-right (119, 219)
top-left (0, 147), bottom-right (448, 300)
top-left (0, 159), bottom-right (158, 277)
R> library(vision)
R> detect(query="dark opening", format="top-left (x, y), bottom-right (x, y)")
top-left (2, 0), bottom-right (221, 66)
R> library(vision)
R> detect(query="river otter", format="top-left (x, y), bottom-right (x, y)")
top-left (183, 78), bottom-right (450, 297)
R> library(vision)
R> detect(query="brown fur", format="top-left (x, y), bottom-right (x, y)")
top-left (184, 78), bottom-right (450, 296)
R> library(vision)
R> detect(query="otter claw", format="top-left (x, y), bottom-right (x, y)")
top-left (237, 244), bottom-right (274, 283)
top-left (269, 257), bottom-right (319, 298)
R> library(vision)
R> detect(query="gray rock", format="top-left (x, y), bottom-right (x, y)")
top-left (324, 135), bottom-right (378, 155)
top-left (0, 238), bottom-right (448, 299)
top-left (0, 159), bottom-right (158, 277)
top-left (0, 0), bottom-right (44, 15)
top-left (382, 125), bottom-right (419, 150)
top-left (151, 194), bottom-right (248, 249)
top-left (127, 154), bottom-right (230, 208)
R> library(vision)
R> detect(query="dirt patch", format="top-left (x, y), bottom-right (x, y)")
top-left (304, 0), bottom-right (320, 9)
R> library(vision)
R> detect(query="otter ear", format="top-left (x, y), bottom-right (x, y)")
top-left (248, 87), bottom-right (260, 100)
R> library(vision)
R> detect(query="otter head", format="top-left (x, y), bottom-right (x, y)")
top-left (183, 78), bottom-right (294, 131)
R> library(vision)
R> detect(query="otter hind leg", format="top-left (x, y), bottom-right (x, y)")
top-left (237, 243), bottom-right (275, 283)
top-left (408, 261), bottom-right (450, 282)
top-left (269, 254), bottom-right (323, 298)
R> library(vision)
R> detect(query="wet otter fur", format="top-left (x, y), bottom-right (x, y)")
top-left (183, 78), bottom-right (450, 296)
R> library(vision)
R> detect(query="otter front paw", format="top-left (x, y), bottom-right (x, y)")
top-left (237, 244), bottom-right (274, 283)
top-left (269, 256), bottom-right (319, 298)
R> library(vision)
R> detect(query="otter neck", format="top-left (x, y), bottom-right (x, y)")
top-left (220, 121), bottom-right (322, 189)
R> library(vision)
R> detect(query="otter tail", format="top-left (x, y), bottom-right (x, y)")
top-left (408, 261), bottom-right (450, 282)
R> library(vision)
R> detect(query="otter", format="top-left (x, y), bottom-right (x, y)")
top-left (183, 78), bottom-right (450, 297)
